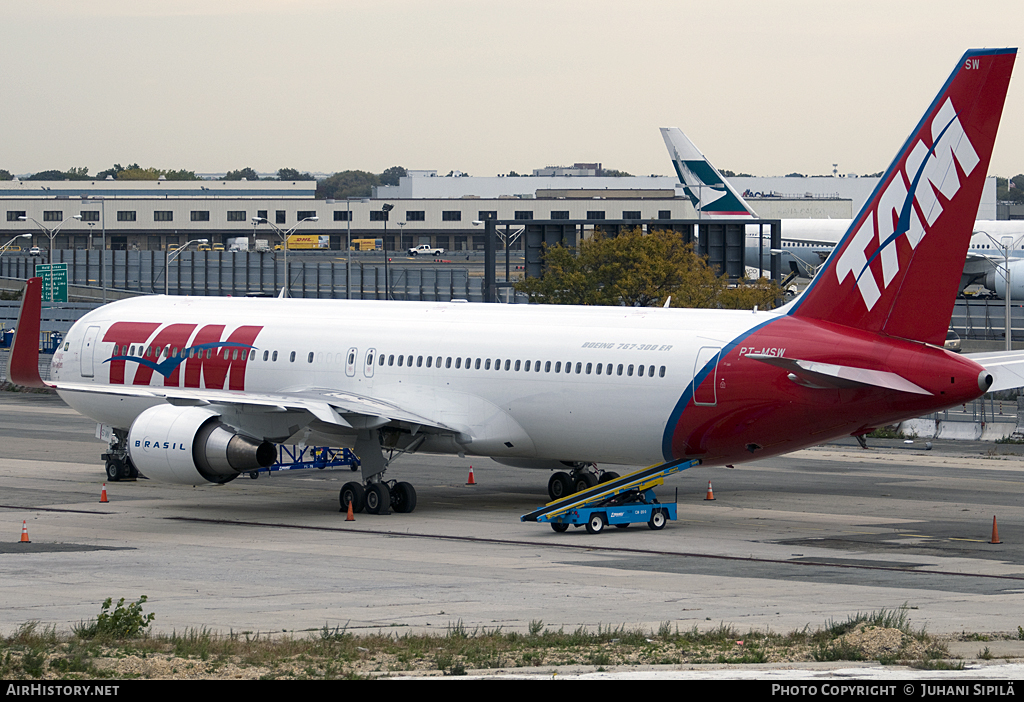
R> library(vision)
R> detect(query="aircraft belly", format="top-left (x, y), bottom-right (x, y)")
top-left (487, 380), bottom-right (669, 464)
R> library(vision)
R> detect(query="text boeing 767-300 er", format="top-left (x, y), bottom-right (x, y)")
top-left (10, 48), bottom-right (1024, 515)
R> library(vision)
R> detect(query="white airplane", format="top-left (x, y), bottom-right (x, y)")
top-left (9, 48), bottom-right (1024, 517)
top-left (661, 126), bottom-right (1024, 294)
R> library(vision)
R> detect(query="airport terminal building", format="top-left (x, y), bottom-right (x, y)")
top-left (0, 172), bottom-right (997, 254)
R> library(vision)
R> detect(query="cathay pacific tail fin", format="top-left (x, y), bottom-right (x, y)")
top-left (660, 127), bottom-right (756, 218)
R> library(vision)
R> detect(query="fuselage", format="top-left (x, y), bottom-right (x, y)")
top-left (745, 220), bottom-right (1024, 276)
top-left (51, 295), bottom-right (989, 469)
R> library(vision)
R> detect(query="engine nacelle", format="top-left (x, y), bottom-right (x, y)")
top-left (128, 405), bottom-right (276, 484)
top-left (985, 260), bottom-right (1024, 300)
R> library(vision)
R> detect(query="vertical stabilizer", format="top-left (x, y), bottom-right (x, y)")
top-left (8, 277), bottom-right (48, 388)
top-left (660, 127), bottom-right (756, 217)
top-left (789, 49), bottom-right (1015, 346)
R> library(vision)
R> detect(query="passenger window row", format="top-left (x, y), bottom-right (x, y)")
top-left (370, 354), bottom-right (666, 378)
top-left (114, 344), bottom-right (668, 380)
top-left (115, 345), bottom-right (254, 361)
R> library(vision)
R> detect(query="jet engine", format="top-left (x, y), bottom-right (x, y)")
top-left (127, 405), bottom-right (276, 484)
top-left (985, 260), bottom-right (1024, 300)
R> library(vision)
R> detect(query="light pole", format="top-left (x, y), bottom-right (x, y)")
top-left (685, 182), bottom-right (725, 220)
top-left (251, 215), bottom-right (319, 297)
top-left (980, 231), bottom-right (1024, 351)
top-left (345, 197), bottom-right (370, 299)
top-left (162, 239), bottom-right (208, 295)
top-left (381, 203), bottom-right (394, 300)
top-left (19, 214), bottom-right (81, 302)
top-left (82, 195), bottom-right (108, 303)
top-left (0, 233), bottom-right (31, 257)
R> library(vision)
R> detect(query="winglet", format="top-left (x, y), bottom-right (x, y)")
top-left (8, 277), bottom-right (49, 388)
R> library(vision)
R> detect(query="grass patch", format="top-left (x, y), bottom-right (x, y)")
top-left (0, 599), bottom-right (979, 679)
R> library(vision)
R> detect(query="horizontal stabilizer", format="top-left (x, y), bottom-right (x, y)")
top-left (746, 354), bottom-right (931, 395)
top-left (965, 350), bottom-right (1024, 392)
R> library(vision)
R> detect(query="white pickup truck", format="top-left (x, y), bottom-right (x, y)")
top-left (407, 244), bottom-right (445, 256)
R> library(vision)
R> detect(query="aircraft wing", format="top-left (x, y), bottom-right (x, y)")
top-left (51, 381), bottom-right (457, 433)
top-left (965, 351), bottom-right (1024, 392)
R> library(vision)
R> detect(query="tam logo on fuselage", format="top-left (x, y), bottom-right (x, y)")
top-left (834, 97), bottom-right (979, 311)
top-left (101, 322), bottom-right (263, 390)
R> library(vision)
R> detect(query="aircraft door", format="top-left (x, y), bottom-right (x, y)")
top-left (363, 348), bottom-right (376, 378)
top-left (80, 326), bottom-right (100, 378)
top-left (692, 346), bottom-right (721, 406)
top-left (345, 347), bottom-right (358, 377)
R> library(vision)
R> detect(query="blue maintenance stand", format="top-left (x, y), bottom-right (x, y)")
top-left (521, 457), bottom-right (700, 534)
top-left (246, 445), bottom-right (359, 478)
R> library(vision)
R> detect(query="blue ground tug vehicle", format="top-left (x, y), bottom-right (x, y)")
top-left (521, 457), bottom-right (701, 534)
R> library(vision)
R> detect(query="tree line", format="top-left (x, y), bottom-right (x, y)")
top-left (514, 227), bottom-right (783, 310)
top-left (7, 164), bottom-right (1024, 205)
top-left (0, 165), bottom-right (411, 200)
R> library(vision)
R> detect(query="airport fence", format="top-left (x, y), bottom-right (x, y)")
top-left (0, 350), bottom-right (53, 385)
top-left (950, 298), bottom-right (1024, 343)
top-left (0, 251), bottom-right (484, 301)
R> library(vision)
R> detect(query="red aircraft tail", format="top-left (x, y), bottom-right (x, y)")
top-left (789, 48), bottom-right (1016, 346)
top-left (8, 277), bottom-right (48, 388)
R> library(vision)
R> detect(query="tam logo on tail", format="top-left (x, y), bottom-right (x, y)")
top-left (790, 48), bottom-right (1016, 346)
top-left (835, 97), bottom-right (979, 311)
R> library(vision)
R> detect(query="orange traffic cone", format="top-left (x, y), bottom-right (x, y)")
top-left (19, 520), bottom-right (30, 543)
top-left (991, 516), bottom-right (1002, 544)
top-left (99, 483), bottom-right (109, 504)
top-left (466, 466), bottom-right (476, 485)
top-left (704, 481), bottom-right (715, 501)
top-left (345, 499), bottom-right (355, 522)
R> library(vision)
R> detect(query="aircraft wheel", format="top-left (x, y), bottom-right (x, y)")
top-left (391, 482), bottom-right (417, 513)
top-left (598, 471), bottom-right (620, 484)
top-left (105, 460), bottom-right (122, 482)
top-left (365, 482), bottom-right (391, 515)
top-left (550, 522), bottom-right (569, 533)
top-left (548, 472), bottom-right (572, 500)
top-left (248, 471), bottom-right (259, 480)
top-left (648, 509), bottom-right (667, 530)
top-left (340, 482), bottom-right (365, 513)
top-left (573, 472), bottom-right (597, 494)
top-left (585, 512), bottom-right (606, 534)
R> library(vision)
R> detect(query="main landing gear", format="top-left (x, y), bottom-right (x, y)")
top-left (547, 463), bottom-right (620, 501)
top-left (339, 429), bottom-right (419, 515)
top-left (339, 479), bottom-right (417, 515)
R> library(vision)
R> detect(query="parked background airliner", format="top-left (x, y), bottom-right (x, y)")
top-left (10, 48), bottom-right (1024, 517)
top-left (661, 127), bottom-right (1024, 293)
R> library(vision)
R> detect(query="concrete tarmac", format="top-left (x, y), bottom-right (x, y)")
top-left (2, 392), bottom-right (1023, 642)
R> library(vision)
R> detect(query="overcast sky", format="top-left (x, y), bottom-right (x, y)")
top-left (2, 0), bottom-right (1022, 179)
